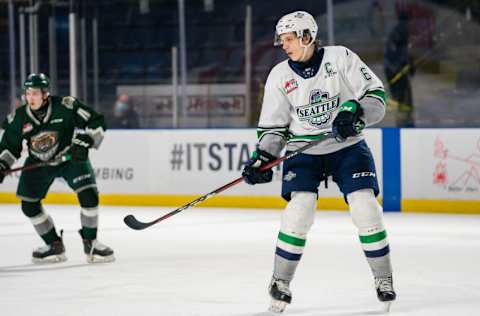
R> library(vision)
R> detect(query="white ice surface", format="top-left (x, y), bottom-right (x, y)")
top-left (1, 204), bottom-right (479, 316)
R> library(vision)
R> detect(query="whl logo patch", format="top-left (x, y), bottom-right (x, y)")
top-left (283, 79), bottom-right (298, 95)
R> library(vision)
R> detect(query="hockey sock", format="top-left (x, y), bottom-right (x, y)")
top-left (78, 188), bottom-right (99, 240)
top-left (347, 189), bottom-right (393, 278)
top-left (359, 226), bottom-right (392, 278)
top-left (80, 207), bottom-right (98, 240)
top-left (273, 231), bottom-right (306, 281)
top-left (21, 200), bottom-right (59, 244)
top-left (273, 191), bottom-right (316, 281)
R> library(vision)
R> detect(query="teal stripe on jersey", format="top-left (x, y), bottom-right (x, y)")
top-left (363, 89), bottom-right (387, 106)
top-left (287, 133), bottom-right (328, 142)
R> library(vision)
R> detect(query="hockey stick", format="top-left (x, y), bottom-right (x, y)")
top-left (123, 132), bottom-right (334, 230)
top-left (1, 154), bottom-right (72, 176)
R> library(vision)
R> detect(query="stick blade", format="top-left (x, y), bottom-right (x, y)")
top-left (123, 214), bottom-right (152, 230)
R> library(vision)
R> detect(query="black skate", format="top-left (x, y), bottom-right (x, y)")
top-left (32, 231), bottom-right (67, 263)
top-left (375, 275), bottom-right (396, 312)
top-left (79, 230), bottom-right (115, 263)
top-left (268, 277), bottom-right (292, 313)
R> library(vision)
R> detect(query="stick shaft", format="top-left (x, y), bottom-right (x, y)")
top-left (1, 154), bottom-right (71, 175)
top-left (124, 132), bottom-right (333, 230)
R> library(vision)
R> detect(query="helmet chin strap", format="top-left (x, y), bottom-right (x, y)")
top-left (298, 37), bottom-right (315, 62)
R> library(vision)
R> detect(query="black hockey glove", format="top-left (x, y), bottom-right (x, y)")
top-left (332, 100), bottom-right (365, 141)
top-left (242, 148), bottom-right (277, 185)
top-left (70, 133), bottom-right (94, 162)
top-left (0, 160), bottom-right (10, 184)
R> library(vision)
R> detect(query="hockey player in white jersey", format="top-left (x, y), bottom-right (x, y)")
top-left (242, 11), bottom-right (396, 313)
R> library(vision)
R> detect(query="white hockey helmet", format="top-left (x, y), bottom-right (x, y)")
top-left (274, 11), bottom-right (318, 46)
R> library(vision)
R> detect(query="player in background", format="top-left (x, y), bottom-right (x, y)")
top-left (0, 73), bottom-right (114, 264)
top-left (242, 11), bottom-right (396, 313)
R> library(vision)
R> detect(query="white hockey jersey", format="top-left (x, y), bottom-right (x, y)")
top-left (257, 45), bottom-right (386, 156)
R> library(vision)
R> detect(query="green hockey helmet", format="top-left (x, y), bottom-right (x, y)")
top-left (24, 73), bottom-right (50, 92)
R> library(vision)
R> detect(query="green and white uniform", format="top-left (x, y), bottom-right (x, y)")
top-left (0, 96), bottom-right (106, 249)
top-left (0, 96), bottom-right (105, 200)
top-left (257, 46), bottom-right (386, 156)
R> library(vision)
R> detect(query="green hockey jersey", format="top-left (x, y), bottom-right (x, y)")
top-left (0, 96), bottom-right (106, 166)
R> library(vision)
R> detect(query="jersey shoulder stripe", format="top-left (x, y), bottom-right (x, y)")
top-left (361, 89), bottom-right (387, 106)
top-left (287, 132), bottom-right (330, 143)
top-left (257, 126), bottom-right (289, 141)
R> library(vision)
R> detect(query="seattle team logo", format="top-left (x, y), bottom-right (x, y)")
top-left (296, 90), bottom-right (340, 127)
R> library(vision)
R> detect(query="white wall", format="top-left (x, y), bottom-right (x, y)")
top-left (0, 129), bottom-right (382, 199)
top-left (402, 129), bottom-right (480, 200)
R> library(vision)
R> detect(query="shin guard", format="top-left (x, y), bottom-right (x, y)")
top-left (347, 189), bottom-right (392, 278)
top-left (78, 188), bottom-right (99, 240)
top-left (21, 200), bottom-right (59, 244)
top-left (274, 191), bottom-right (316, 281)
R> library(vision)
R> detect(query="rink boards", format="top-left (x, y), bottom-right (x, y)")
top-left (0, 128), bottom-right (478, 213)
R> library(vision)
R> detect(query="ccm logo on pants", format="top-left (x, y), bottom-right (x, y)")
top-left (352, 172), bottom-right (376, 178)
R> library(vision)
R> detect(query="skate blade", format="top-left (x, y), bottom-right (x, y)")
top-left (382, 301), bottom-right (392, 313)
top-left (268, 299), bottom-right (288, 313)
top-left (86, 254), bottom-right (115, 264)
top-left (32, 253), bottom-right (67, 264)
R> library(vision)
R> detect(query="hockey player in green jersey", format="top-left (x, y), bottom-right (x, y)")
top-left (0, 73), bottom-right (114, 263)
